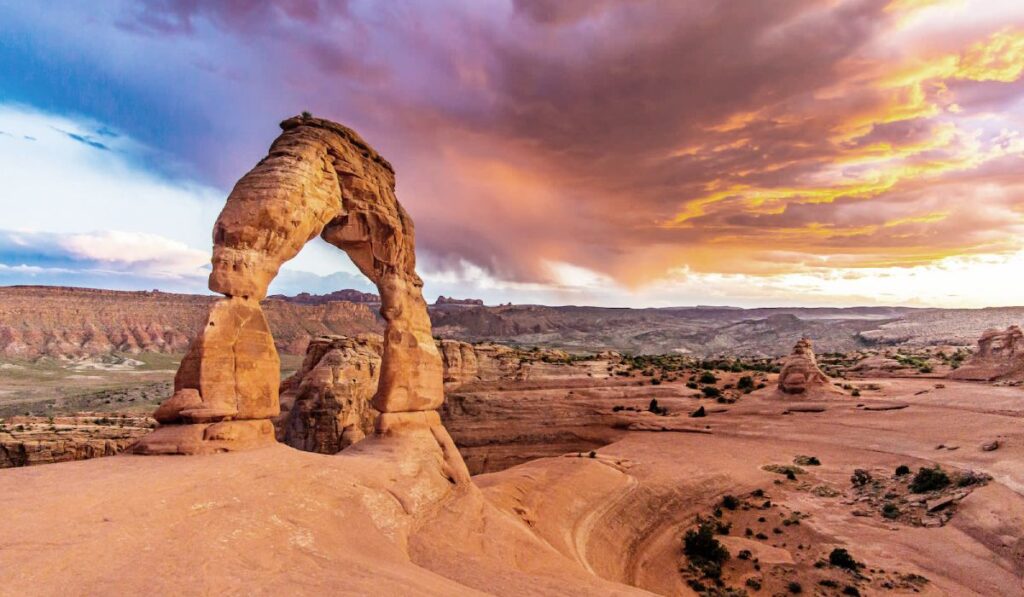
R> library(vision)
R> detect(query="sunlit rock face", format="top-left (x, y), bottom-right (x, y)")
top-left (949, 325), bottom-right (1024, 381)
top-left (134, 117), bottom-right (468, 483)
top-left (777, 338), bottom-right (830, 395)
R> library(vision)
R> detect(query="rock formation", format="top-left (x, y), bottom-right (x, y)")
top-left (276, 334), bottom-right (383, 453)
top-left (777, 338), bottom-right (831, 395)
top-left (134, 116), bottom-right (469, 483)
top-left (434, 295), bottom-right (484, 306)
top-left (1, 414), bottom-right (153, 468)
top-left (948, 324), bottom-right (1024, 381)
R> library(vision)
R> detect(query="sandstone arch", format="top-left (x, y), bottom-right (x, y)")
top-left (135, 116), bottom-right (468, 482)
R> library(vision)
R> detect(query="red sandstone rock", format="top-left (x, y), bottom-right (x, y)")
top-left (136, 117), bottom-right (467, 477)
top-left (948, 325), bottom-right (1024, 381)
top-left (777, 338), bottom-right (832, 395)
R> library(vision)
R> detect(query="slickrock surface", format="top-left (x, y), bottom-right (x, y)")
top-left (2, 376), bottom-right (1022, 595)
top-left (0, 285), bottom-right (381, 358)
top-left (949, 324), bottom-right (1024, 381)
top-left (0, 414), bottom-right (153, 467)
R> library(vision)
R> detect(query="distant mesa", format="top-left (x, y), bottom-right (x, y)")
top-left (434, 295), bottom-right (484, 306)
top-left (268, 289), bottom-right (380, 304)
top-left (948, 324), bottom-right (1024, 382)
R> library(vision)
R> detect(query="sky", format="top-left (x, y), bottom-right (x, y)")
top-left (1, 0), bottom-right (1023, 308)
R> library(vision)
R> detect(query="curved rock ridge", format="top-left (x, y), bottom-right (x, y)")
top-left (134, 116), bottom-right (469, 484)
top-left (777, 338), bottom-right (834, 396)
top-left (948, 324), bottom-right (1024, 381)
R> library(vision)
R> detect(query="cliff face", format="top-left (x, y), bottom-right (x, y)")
top-left (0, 414), bottom-right (153, 468)
top-left (0, 286), bottom-right (382, 358)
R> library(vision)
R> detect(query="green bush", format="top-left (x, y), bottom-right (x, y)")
top-left (910, 466), bottom-right (950, 493)
top-left (882, 503), bottom-right (900, 519)
top-left (701, 386), bottom-right (721, 398)
top-left (895, 464), bottom-right (911, 476)
top-left (683, 517), bottom-right (730, 577)
top-left (737, 375), bottom-right (754, 391)
top-left (721, 494), bottom-right (740, 510)
top-left (699, 371), bottom-right (718, 384)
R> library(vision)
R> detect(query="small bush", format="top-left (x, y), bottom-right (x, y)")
top-left (788, 581), bottom-right (803, 593)
top-left (881, 503), bottom-right (900, 519)
top-left (842, 586), bottom-right (862, 596)
top-left (699, 371), bottom-right (718, 384)
top-left (683, 517), bottom-right (730, 577)
top-left (737, 549), bottom-right (752, 560)
top-left (910, 466), bottom-right (950, 493)
top-left (851, 388), bottom-right (861, 397)
top-left (721, 494), bottom-right (740, 510)
top-left (650, 378), bottom-right (661, 385)
top-left (794, 455), bottom-right (820, 466)
top-left (588, 451), bottom-right (596, 459)
top-left (745, 577), bottom-right (762, 590)
top-left (829, 548), bottom-right (861, 571)
top-left (737, 375), bottom-right (754, 391)
top-left (895, 464), bottom-right (911, 476)
top-left (851, 469), bottom-right (872, 488)
top-left (690, 406), bottom-right (706, 418)
top-left (701, 386), bottom-right (721, 398)
top-left (301, 110), bottom-right (312, 118)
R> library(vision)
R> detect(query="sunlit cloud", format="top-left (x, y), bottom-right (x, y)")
top-left (1, 1), bottom-right (1023, 307)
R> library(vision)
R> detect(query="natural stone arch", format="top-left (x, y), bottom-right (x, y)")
top-left (135, 116), bottom-right (468, 483)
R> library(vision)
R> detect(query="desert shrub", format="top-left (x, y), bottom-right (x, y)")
top-left (851, 388), bottom-right (861, 397)
top-left (690, 406), bottom-right (706, 418)
top-left (699, 371), bottom-right (718, 384)
top-left (842, 587), bottom-right (862, 597)
top-left (881, 503), bottom-right (900, 519)
top-left (895, 465), bottom-right (911, 476)
top-left (829, 548), bottom-right (861, 571)
top-left (910, 466), bottom-right (950, 493)
top-left (301, 110), bottom-right (312, 118)
top-left (819, 579), bottom-right (839, 588)
top-left (686, 381), bottom-right (698, 389)
top-left (737, 375), bottom-right (754, 391)
top-left (701, 386), bottom-right (721, 398)
top-left (745, 577), bottom-right (762, 590)
top-left (794, 455), bottom-right (820, 466)
top-left (612, 405), bottom-right (625, 412)
top-left (588, 451), bottom-right (596, 458)
top-left (737, 549), bottom-right (752, 560)
top-left (683, 517), bottom-right (730, 576)
top-left (788, 581), bottom-right (803, 593)
top-left (721, 494), bottom-right (740, 510)
top-left (850, 469), bottom-right (872, 488)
